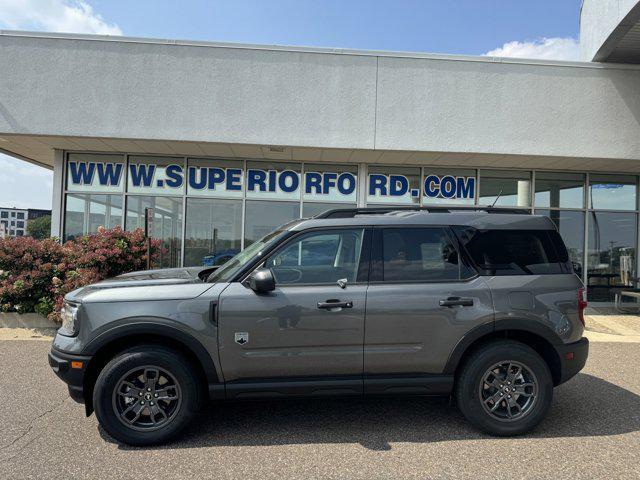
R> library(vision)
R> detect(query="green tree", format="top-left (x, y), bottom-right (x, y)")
top-left (27, 215), bottom-right (51, 239)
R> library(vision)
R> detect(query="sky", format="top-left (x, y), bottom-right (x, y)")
top-left (0, 0), bottom-right (583, 210)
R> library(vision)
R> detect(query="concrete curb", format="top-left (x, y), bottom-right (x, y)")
top-left (0, 312), bottom-right (58, 329)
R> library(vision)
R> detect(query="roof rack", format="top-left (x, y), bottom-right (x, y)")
top-left (314, 206), bottom-right (530, 219)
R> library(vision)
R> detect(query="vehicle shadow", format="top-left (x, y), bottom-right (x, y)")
top-left (105, 373), bottom-right (640, 451)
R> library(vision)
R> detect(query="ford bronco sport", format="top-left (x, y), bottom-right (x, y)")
top-left (49, 207), bottom-right (589, 445)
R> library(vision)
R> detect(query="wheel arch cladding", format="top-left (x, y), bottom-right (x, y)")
top-left (444, 322), bottom-right (562, 386)
top-left (82, 324), bottom-right (219, 415)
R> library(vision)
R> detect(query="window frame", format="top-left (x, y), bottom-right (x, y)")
top-left (247, 226), bottom-right (372, 287)
top-left (369, 225), bottom-right (476, 285)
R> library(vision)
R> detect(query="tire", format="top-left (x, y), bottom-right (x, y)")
top-left (93, 345), bottom-right (202, 446)
top-left (455, 340), bottom-right (553, 436)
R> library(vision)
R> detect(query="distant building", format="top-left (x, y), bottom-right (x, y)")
top-left (27, 208), bottom-right (52, 221)
top-left (0, 207), bottom-right (51, 238)
top-left (0, 207), bottom-right (28, 237)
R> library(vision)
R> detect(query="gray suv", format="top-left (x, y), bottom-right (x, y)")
top-left (49, 207), bottom-right (589, 445)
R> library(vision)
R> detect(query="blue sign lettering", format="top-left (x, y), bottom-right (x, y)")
top-left (69, 162), bottom-right (95, 185)
top-left (226, 168), bottom-right (243, 191)
top-left (423, 175), bottom-right (475, 199)
top-left (164, 164), bottom-right (183, 188)
top-left (369, 174), bottom-right (388, 196)
top-left (129, 164), bottom-right (156, 188)
top-left (337, 173), bottom-right (356, 195)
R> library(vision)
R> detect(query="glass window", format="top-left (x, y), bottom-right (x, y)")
top-left (184, 198), bottom-right (242, 267)
top-left (536, 210), bottom-right (585, 275)
top-left (479, 170), bottom-right (531, 208)
top-left (16, 221), bottom-right (24, 228)
top-left (126, 196), bottom-right (183, 268)
top-left (16, 231), bottom-right (23, 236)
top-left (382, 227), bottom-right (461, 282)
top-left (589, 174), bottom-right (637, 211)
top-left (0, 212), bottom-right (7, 218)
top-left (587, 211), bottom-right (637, 302)
top-left (303, 163), bottom-right (358, 204)
top-left (128, 156), bottom-right (185, 196)
top-left (10, 212), bottom-right (15, 217)
top-left (535, 172), bottom-right (584, 209)
top-left (367, 166), bottom-right (421, 205)
top-left (16, 212), bottom-right (24, 219)
top-left (64, 194), bottom-right (123, 241)
top-left (459, 229), bottom-right (566, 275)
top-left (302, 202), bottom-right (356, 218)
top-left (422, 168), bottom-right (476, 206)
top-left (244, 200), bottom-right (300, 247)
top-left (209, 229), bottom-right (286, 283)
top-left (266, 229), bottom-right (364, 285)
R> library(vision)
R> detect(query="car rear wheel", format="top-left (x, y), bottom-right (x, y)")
top-left (93, 345), bottom-right (202, 446)
top-left (455, 340), bottom-right (553, 436)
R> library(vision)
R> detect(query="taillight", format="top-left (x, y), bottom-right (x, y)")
top-left (578, 287), bottom-right (587, 326)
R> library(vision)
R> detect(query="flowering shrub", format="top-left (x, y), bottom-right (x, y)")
top-left (0, 226), bottom-right (161, 323)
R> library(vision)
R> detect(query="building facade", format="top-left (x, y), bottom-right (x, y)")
top-left (0, 207), bottom-right (28, 237)
top-left (1, 0), bottom-right (640, 302)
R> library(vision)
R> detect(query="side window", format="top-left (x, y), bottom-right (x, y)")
top-left (265, 229), bottom-right (364, 285)
top-left (457, 228), bottom-right (565, 275)
top-left (382, 227), bottom-right (461, 282)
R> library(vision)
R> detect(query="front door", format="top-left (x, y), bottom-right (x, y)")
top-left (218, 227), bottom-right (370, 397)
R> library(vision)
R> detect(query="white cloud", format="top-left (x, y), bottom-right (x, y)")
top-left (0, 0), bottom-right (121, 35)
top-left (484, 37), bottom-right (580, 61)
top-left (0, 153), bottom-right (52, 210)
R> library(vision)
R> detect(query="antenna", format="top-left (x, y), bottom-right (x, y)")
top-left (490, 189), bottom-right (503, 208)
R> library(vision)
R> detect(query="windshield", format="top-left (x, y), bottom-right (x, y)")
top-left (207, 229), bottom-right (286, 283)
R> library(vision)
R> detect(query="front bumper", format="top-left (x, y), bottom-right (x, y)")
top-left (556, 337), bottom-right (589, 385)
top-left (48, 348), bottom-right (92, 404)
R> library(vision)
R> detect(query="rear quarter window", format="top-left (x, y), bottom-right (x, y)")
top-left (455, 228), bottom-right (569, 276)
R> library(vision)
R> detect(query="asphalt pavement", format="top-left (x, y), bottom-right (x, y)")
top-left (1, 340), bottom-right (639, 480)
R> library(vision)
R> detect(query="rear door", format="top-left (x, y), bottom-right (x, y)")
top-left (363, 226), bottom-right (494, 391)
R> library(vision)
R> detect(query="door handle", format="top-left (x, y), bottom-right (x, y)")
top-left (439, 297), bottom-right (474, 307)
top-left (317, 300), bottom-right (353, 310)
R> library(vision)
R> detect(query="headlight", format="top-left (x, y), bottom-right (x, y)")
top-left (59, 302), bottom-right (79, 337)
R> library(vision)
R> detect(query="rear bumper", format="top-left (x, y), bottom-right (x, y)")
top-left (556, 337), bottom-right (589, 385)
top-left (48, 348), bottom-right (92, 404)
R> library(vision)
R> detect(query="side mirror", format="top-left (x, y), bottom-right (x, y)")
top-left (248, 268), bottom-right (276, 293)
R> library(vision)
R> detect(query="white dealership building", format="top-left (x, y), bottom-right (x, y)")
top-left (1, 0), bottom-right (640, 301)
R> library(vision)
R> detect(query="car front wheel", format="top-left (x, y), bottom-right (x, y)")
top-left (93, 345), bottom-right (202, 446)
top-left (455, 340), bottom-right (553, 436)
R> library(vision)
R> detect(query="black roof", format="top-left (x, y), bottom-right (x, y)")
top-left (289, 207), bottom-right (554, 231)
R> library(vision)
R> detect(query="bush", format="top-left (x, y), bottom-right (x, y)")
top-left (0, 226), bottom-right (161, 323)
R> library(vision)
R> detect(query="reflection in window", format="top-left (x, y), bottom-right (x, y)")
top-left (244, 200), bottom-right (300, 247)
top-left (266, 229), bottom-right (364, 285)
top-left (184, 198), bottom-right (242, 267)
top-left (536, 210), bottom-right (585, 275)
top-left (479, 170), bottom-right (531, 207)
top-left (382, 228), bottom-right (461, 281)
top-left (64, 194), bottom-right (123, 241)
top-left (460, 229), bottom-right (566, 276)
top-left (589, 175), bottom-right (637, 211)
top-left (535, 173), bottom-right (584, 209)
top-left (126, 196), bottom-right (183, 268)
top-left (587, 211), bottom-right (637, 301)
